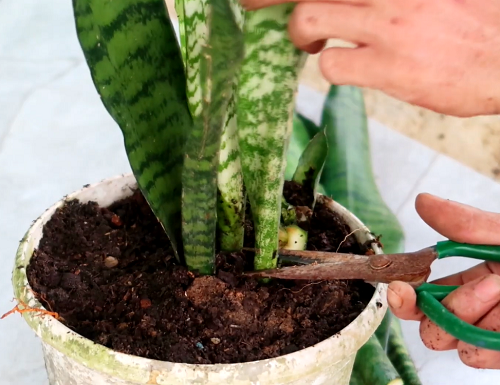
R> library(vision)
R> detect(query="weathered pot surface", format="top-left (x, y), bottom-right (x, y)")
top-left (13, 174), bottom-right (387, 385)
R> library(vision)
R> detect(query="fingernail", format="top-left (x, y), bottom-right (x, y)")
top-left (474, 275), bottom-right (500, 303)
top-left (388, 287), bottom-right (402, 309)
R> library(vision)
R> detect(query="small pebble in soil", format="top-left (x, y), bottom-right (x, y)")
top-left (104, 256), bottom-right (118, 268)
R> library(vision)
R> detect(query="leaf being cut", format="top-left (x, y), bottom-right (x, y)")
top-left (181, 0), bottom-right (244, 274)
top-left (320, 85), bottom-right (404, 254)
top-left (237, 5), bottom-right (306, 271)
top-left (73, 0), bottom-right (192, 260)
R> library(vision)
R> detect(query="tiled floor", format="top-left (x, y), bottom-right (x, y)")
top-left (1, 0), bottom-right (500, 384)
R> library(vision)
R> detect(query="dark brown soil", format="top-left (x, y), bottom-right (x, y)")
top-left (26, 183), bottom-right (375, 364)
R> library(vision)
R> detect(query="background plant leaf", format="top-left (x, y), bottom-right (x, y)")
top-left (73, 0), bottom-right (191, 260)
top-left (314, 84), bottom-right (419, 384)
top-left (297, 112), bottom-right (320, 139)
top-left (320, 85), bottom-right (404, 254)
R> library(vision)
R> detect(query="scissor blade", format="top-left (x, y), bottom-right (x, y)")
top-left (245, 248), bottom-right (437, 286)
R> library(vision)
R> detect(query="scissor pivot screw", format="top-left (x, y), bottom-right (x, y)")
top-left (369, 255), bottom-right (392, 270)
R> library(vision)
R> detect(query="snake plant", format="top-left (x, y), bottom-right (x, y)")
top-left (73, 1), bottom-right (420, 382)
top-left (73, 0), bottom-right (308, 274)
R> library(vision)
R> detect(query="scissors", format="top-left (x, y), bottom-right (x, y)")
top-left (245, 240), bottom-right (500, 351)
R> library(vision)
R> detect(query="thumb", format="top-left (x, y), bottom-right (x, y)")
top-left (387, 281), bottom-right (424, 321)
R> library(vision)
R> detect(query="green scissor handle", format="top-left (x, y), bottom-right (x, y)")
top-left (415, 241), bottom-right (500, 351)
top-left (435, 240), bottom-right (500, 261)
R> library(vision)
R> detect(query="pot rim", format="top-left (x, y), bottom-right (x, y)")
top-left (12, 173), bottom-right (387, 381)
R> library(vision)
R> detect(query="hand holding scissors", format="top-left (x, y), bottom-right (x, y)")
top-left (248, 194), bottom-right (500, 369)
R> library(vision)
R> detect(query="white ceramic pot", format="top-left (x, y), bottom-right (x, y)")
top-left (13, 174), bottom-right (387, 385)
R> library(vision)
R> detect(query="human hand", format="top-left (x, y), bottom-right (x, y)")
top-left (241, 0), bottom-right (500, 117)
top-left (388, 193), bottom-right (500, 369)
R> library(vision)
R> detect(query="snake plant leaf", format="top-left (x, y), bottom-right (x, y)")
top-left (181, 0), bottom-right (244, 274)
top-left (216, 1), bottom-right (246, 252)
top-left (176, 0), bottom-right (246, 252)
top-left (175, 0), bottom-right (208, 117)
top-left (316, 85), bottom-right (415, 384)
top-left (297, 112), bottom-right (321, 139)
top-left (237, 5), bottom-right (306, 271)
top-left (217, 93), bottom-right (246, 251)
top-left (73, 0), bottom-right (191, 261)
top-left (292, 129), bottom-right (328, 196)
top-left (285, 113), bottom-right (313, 181)
top-left (320, 85), bottom-right (404, 254)
top-left (174, 0), bottom-right (188, 66)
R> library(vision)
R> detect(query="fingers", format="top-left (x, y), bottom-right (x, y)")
top-left (288, 3), bottom-right (374, 50)
top-left (457, 305), bottom-right (500, 368)
top-left (432, 261), bottom-right (500, 286)
top-left (420, 274), bottom-right (500, 351)
top-left (319, 46), bottom-right (382, 88)
top-left (241, 0), bottom-right (370, 11)
top-left (415, 193), bottom-right (500, 245)
top-left (387, 281), bottom-right (424, 321)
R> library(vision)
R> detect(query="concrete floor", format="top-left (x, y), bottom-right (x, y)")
top-left (1, 0), bottom-right (500, 384)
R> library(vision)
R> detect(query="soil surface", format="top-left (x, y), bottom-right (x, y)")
top-left (27, 183), bottom-right (375, 364)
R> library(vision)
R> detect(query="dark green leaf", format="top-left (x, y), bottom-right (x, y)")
top-left (387, 320), bottom-right (422, 385)
top-left (73, 0), bottom-right (191, 260)
top-left (318, 85), bottom-right (418, 384)
top-left (352, 335), bottom-right (402, 385)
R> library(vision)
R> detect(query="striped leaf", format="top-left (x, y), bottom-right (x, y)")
top-left (174, 0), bottom-right (188, 65)
top-left (237, 5), bottom-right (306, 271)
top-left (216, 1), bottom-right (246, 252)
top-left (73, 0), bottom-right (192, 260)
top-left (181, 0), bottom-right (244, 274)
top-left (320, 85), bottom-right (404, 254)
top-left (217, 93), bottom-right (246, 251)
top-left (176, 0), bottom-right (246, 252)
top-left (177, 0), bottom-right (208, 117)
